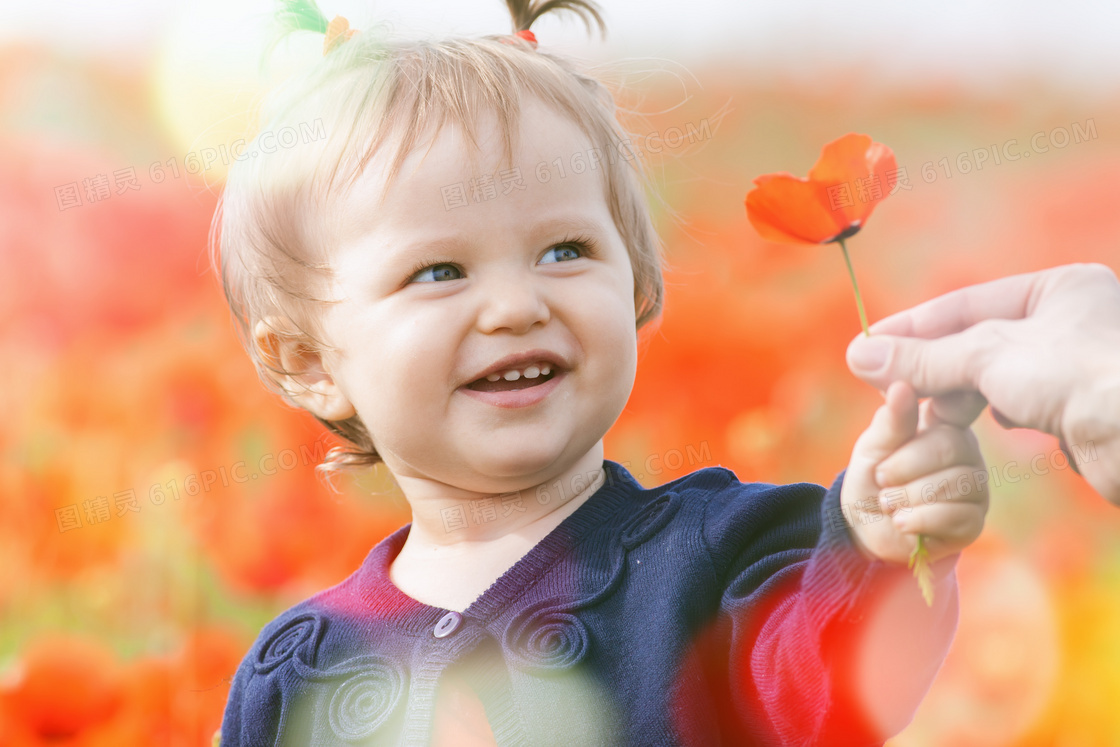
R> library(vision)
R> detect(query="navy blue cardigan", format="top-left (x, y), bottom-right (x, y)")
top-left (220, 459), bottom-right (957, 745)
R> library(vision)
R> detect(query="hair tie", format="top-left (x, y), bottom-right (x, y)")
top-left (324, 15), bottom-right (534, 55)
top-left (274, 0), bottom-right (546, 59)
top-left (323, 15), bottom-right (359, 55)
top-left (499, 29), bottom-right (539, 49)
top-left (514, 29), bottom-right (538, 48)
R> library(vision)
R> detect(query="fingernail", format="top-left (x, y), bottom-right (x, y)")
top-left (849, 338), bottom-right (890, 373)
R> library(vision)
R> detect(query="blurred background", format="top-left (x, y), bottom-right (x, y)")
top-left (2, 1), bottom-right (1119, 744)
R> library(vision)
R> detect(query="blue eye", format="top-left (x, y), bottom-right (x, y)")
top-left (410, 263), bottom-right (463, 283)
top-left (406, 236), bottom-right (596, 284)
top-left (540, 239), bottom-right (592, 264)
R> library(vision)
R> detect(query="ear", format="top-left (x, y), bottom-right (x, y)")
top-left (253, 316), bottom-right (357, 422)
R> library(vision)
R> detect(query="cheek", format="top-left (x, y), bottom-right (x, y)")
top-left (378, 316), bottom-right (463, 393)
top-left (575, 282), bottom-right (638, 379)
top-left (594, 274), bottom-right (639, 343)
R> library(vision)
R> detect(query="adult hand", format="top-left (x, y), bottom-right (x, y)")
top-left (845, 263), bottom-right (1120, 506)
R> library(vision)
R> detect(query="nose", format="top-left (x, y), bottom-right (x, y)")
top-left (475, 269), bottom-right (551, 334)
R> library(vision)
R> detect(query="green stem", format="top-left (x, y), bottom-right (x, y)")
top-left (837, 237), bottom-right (870, 337)
top-left (835, 239), bottom-right (930, 601)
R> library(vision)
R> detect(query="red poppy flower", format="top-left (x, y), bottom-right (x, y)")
top-left (6, 635), bottom-right (124, 737)
top-left (743, 133), bottom-right (936, 603)
top-left (745, 133), bottom-right (898, 244)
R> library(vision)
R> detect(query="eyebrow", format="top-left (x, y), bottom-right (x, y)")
top-left (389, 216), bottom-right (608, 260)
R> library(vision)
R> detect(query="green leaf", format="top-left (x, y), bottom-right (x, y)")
top-left (908, 534), bottom-right (934, 607)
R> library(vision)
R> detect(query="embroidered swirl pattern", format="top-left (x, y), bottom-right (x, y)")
top-left (254, 612), bottom-right (322, 674)
top-left (328, 660), bottom-right (405, 741)
top-left (505, 603), bottom-right (591, 672)
top-left (619, 491), bottom-right (681, 549)
top-left (502, 491), bottom-right (682, 673)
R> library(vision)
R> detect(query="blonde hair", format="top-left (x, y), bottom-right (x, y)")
top-left (210, 0), bottom-right (666, 480)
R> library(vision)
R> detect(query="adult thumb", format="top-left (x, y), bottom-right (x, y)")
top-left (846, 329), bottom-right (988, 398)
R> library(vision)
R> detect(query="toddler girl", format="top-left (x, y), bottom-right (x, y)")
top-left (212, 1), bottom-right (990, 743)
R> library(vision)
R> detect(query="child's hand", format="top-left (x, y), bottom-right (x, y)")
top-left (841, 381), bottom-right (990, 565)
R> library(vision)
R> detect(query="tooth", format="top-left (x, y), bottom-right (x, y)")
top-left (541, 365), bottom-right (551, 375)
top-left (523, 365), bottom-right (540, 379)
top-left (503, 370), bottom-right (521, 381)
top-left (486, 373), bottom-right (501, 382)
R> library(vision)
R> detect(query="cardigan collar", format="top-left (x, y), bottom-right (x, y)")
top-left (354, 459), bottom-right (641, 634)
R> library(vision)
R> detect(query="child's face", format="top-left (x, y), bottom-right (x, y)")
top-left (315, 97), bottom-right (639, 492)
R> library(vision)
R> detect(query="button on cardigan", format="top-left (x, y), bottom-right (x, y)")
top-left (220, 459), bottom-right (958, 745)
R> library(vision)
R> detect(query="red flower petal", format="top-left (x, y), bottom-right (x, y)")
top-left (745, 133), bottom-right (898, 245)
top-left (745, 173), bottom-right (846, 244)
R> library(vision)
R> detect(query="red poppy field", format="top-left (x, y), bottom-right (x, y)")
top-left (2, 43), bottom-right (1120, 745)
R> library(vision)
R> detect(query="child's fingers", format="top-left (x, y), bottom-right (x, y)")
top-left (875, 424), bottom-right (983, 488)
top-left (879, 463), bottom-right (990, 516)
top-left (843, 381), bottom-right (926, 563)
top-left (852, 381), bottom-right (920, 466)
top-left (890, 501), bottom-right (986, 557)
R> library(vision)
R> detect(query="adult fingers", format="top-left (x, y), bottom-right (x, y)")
top-left (921, 391), bottom-right (989, 430)
top-left (859, 270), bottom-right (1046, 339)
top-left (845, 319), bottom-right (1001, 397)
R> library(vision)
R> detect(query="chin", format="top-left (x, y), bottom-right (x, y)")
top-left (476, 450), bottom-right (564, 481)
top-left (466, 437), bottom-right (587, 483)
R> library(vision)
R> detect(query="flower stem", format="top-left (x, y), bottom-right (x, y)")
top-left (836, 236), bottom-right (930, 602)
top-left (837, 237), bottom-right (870, 337)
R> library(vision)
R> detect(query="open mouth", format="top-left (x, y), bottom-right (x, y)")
top-left (465, 364), bottom-right (560, 392)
